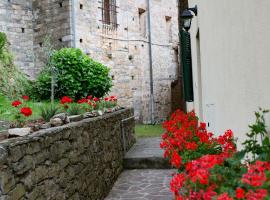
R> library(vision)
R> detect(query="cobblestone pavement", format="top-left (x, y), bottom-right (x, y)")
top-left (105, 169), bottom-right (175, 200)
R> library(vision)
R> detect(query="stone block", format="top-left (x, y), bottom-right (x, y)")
top-left (6, 184), bottom-right (25, 200)
top-left (50, 118), bottom-right (63, 127)
top-left (8, 128), bottom-right (31, 137)
top-left (68, 115), bottom-right (83, 122)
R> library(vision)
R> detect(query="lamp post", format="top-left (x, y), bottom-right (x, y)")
top-left (181, 6), bottom-right (197, 31)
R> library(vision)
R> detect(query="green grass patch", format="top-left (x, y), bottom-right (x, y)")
top-left (135, 124), bottom-right (164, 138)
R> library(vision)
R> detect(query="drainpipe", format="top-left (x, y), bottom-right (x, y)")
top-left (71, 0), bottom-right (77, 48)
top-left (178, 0), bottom-right (188, 112)
top-left (147, 0), bottom-right (154, 124)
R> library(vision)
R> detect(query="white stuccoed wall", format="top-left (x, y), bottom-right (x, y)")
top-left (188, 0), bottom-right (270, 146)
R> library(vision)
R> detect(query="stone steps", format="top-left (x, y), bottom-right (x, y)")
top-left (123, 137), bottom-right (171, 169)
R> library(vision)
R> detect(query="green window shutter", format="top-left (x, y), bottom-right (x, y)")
top-left (180, 30), bottom-right (194, 102)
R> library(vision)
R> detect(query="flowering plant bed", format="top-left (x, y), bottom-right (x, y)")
top-left (161, 109), bottom-right (270, 200)
top-left (0, 95), bottom-right (123, 141)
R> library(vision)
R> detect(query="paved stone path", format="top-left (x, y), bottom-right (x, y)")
top-left (105, 137), bottom-right (174, 200)
top-left (105, 169), bottom-right (175, 200)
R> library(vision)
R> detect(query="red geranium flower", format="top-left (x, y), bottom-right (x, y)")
top-left (171, 150), bottom-right (182, 168)
top-left (104, 97), bottom-right (109, 101)
top-left (87, 95), bottom-right (92, 100)
top-left (110, 96), bottom-right (117, 101)
top-left (22, 95), bottom-right (29, 101)
top-left (170, 173), bottom-right (185, 194)
top-left (235, 188), bottom-right (245, 199)
top-left (20, 107), bottom-right (32, 117)
top-left (77, 98), bottom-right (88, 104)
top-left (93, 97), bottom-right (99, 102)
top-left (60, 96), bottom-right (73, 104)
top-left (217, 193), bottom-right (233, 200)
top-left (12, 100), bottom-right (22, 107)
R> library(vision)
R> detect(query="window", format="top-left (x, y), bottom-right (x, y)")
top-left (102, 0), bottom-right (118, 29)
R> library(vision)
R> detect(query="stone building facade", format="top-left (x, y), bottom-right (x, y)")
top-left (0, 0), bottom-right (182, 123)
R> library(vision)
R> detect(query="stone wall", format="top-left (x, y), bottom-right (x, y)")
top-left (0, 0), bottom-right (35, 77)
top-left (32, 0), bottom-right (73, 74)
top-left (76, 0), bottom-right (180, 123)
top-left (0, 0), bottom-right (73, 78)
top-left (0, 109), bottom-right (135, 200)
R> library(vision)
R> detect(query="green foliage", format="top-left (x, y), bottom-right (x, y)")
top-left (33, 48), bottom-right (112, 100)
top-left (210, 151), bottom-right (247, 195)
top-left (242, 108), bottom-right (270, 161)
top-left (66, 103), bottom-right (84, 116)
top-left (0, 32), bottom-right (30, 99)
top-left (40, 104), bottom-right (61, 122)
top-left (28, 70), bottom-right (52, 100)
top-left (0, 32), bottom-right (12, 64)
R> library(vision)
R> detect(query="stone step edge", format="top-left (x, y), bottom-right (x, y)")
top-left (123, 156), bottom-right (172, 169)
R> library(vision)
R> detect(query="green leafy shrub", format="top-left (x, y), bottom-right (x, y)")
top-left (242, 108), bottom-right (270, 162)
top-left (0, 32), bottom-right (30, 99)
top-left (28, 70), bottom-right (52, 100)
top-left (33, 48), bottom-right (112, 100)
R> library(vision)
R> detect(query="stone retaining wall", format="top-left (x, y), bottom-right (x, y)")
top-left (0, 108), bottom-right (135, 200)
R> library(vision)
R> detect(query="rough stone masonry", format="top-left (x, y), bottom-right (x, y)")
top-left (0, 0), bottom-right (182, 123)
top-left (0, 108), bottom-right (135, 200)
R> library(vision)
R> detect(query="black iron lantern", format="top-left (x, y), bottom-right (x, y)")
top-left (181, 6), bottom-right (197, 31)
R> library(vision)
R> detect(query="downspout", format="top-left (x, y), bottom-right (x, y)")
top-left (71, 0), bottom-right (77, 48)
top-left (147, 0), bottom-right (155, 124)
top-left (178, 0), bottom-right (188, 112)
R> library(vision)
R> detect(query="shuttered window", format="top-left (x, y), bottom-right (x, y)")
top-left (180, 30), bottom-right (194, 102)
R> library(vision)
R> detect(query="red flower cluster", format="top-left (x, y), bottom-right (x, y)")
top-left (235, 188), bottom-right (245, 199)
top-left (20, 107), bottom-right (32, 117)
top-left (161, 110), bottom-right (269, 200)
top-left (217, 193), bottom-right (233, 200)
top-left (77, 98), bottom-right (88, 104)
top-left (22, 95), bottom-right (29, 101)
top-left (245, 189), bottom-right (268, 200)
top-left (242, 160), bottom-right (270, 187)
top-left (93, 97), bottom-right (100, 102)
top-left (11, 97), bottom-right (33, 121)
top-left (160, 110), bottom-right (235, 168)
top-left (185, 154), bottom-right (225, 185)
top-left (12, 100), bottom-right (22, 107)
top-left (60, 96), bottom-right (73, 104)
top-left (62, 95), bottom-right (118, 112)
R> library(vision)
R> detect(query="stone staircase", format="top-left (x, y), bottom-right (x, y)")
top-left (123, 137), bottom-right (171, 169)
top-left (105, 137), bottom-right (174, 200)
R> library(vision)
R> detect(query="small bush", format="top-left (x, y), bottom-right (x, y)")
top-left (67, 103), bottom-right (84, 116)
top-left (40, 104), bottom-right (61, 122)
top-left (33, 48), bottom-right (112, 100)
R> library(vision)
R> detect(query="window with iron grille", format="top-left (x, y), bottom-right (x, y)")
top-left (101, 0), bottom-right (118, 29)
